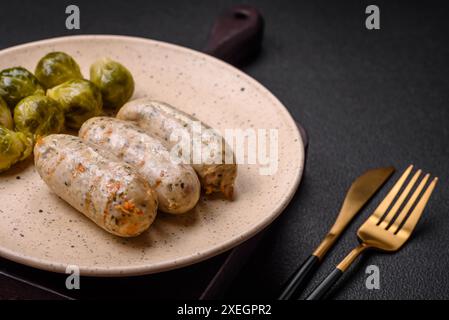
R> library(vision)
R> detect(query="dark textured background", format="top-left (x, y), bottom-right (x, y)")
top-left (1, 0), bottom-right (448, 299)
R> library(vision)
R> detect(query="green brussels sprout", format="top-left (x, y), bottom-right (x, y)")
top-left (14, 95), bottom-right (65, 139)
top-left (46, 79), bottom-right (102, 129)
top-left (0, 125), bottom-right (33, 172)
top-left (0, 96), bottom-right (13, 129)
top-left (90, 58), bottom-right (134, 109)
top-left (0, 67), bottom-right (45, 108)
top-left (35, 52), bottom-right (83, 89)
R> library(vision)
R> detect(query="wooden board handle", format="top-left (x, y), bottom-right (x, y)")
top-left (205, 5), bottom-right (264, 67)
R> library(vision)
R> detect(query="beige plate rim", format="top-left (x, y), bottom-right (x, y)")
top-left (0, 35), bottom-right (304, 276)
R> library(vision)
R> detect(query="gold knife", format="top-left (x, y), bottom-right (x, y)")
top-left (278, 166), bottom-right (395, 300)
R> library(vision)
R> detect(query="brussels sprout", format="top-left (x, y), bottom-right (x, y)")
top-left (90, 58), bottom-right (134, 109)
top-left (14, 95), bottom-right (65, 139)
top-left (0, 96), bottom-right (13, 129)
top-left (47, 79), bottom-right (102, 129)
top-left (35, 52), bottom-right (83, 89)
top-left (0, 67), bottom-right (45, 108)
top-left (0, 125), bottom-right (33, 172)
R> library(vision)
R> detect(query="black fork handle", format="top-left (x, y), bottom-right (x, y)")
top-left (306, 268), bottom-right (344, 300)
top-left (278, 255), bottom-right (319, 300)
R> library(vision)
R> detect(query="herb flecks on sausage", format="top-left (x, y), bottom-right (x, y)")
top-left (79, 117), bottom-right (200, 214)
top-left (34, 134), bottom-right (158, 237)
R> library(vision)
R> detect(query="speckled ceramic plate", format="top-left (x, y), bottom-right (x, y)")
top-left (0, 35), bottom-right (304, 276)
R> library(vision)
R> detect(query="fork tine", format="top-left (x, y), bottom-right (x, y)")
top-left (379, 169), bottom-right (421, 229)
top-left (397, 177), bottom-right (438, 235)
top-left (392, 174), bottom-right (430, 232)
top-left (373, 165), bottom-right (413, 224)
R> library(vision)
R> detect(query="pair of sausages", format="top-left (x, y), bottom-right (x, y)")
top-left (35, 99), bottom-right (237, 237)
top-left (34, 135), bottom-right (158, 237)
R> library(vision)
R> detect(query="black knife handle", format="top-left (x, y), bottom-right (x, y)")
top-left (278, 255), bottom-right (320, 300)
top-left (305, 268), bottom-right (343, 300)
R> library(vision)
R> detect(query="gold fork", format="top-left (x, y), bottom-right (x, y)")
top-left (306, 165), bottom-right (438, 300)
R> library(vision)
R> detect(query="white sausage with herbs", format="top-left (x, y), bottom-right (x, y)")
top-left (117, 99), bottom-right (237, 199)
top-left (34, 134), bottom-right (158, 237)
top-left (79, 117), bottom-right (200, 214)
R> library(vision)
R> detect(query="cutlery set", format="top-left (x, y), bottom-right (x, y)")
top-left (279, 165), bottom-right (438, 300)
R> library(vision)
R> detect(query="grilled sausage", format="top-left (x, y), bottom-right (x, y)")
top-left (34, 134), bottom-right (158, 237)
top-left (79, 117), bottom-right (200, 214)
top-left (117, 99), bottom-right (237, 199)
